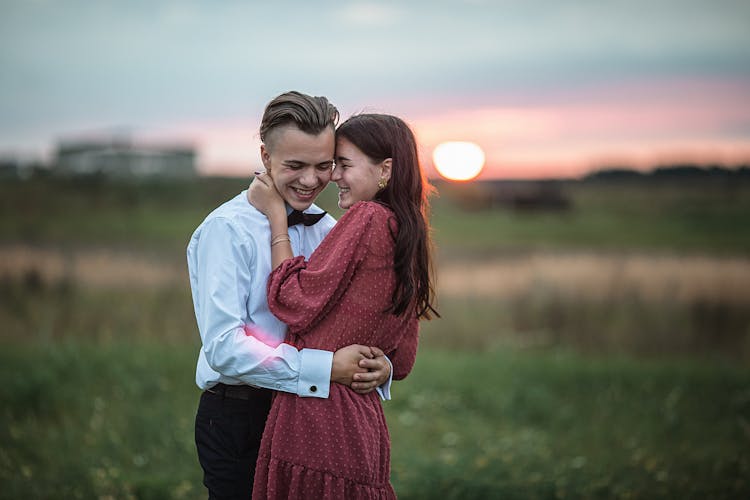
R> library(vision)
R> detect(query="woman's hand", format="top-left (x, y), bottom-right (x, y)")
top-left (248, 171), bottom-right (285, 220)
top-left (248, 171), bottom-right (291, 268)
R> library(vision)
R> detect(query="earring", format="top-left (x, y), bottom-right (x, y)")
top-left (378, 178), bottom-right (388, 189)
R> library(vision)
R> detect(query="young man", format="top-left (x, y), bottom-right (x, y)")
top-left (187, 91), bottom-right (392, 499)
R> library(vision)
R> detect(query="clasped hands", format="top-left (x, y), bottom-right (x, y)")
top-left (332, 345), bottom-right (391, 395)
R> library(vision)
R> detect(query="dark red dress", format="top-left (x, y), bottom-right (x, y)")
top-left (253, 201), bottom-right (419, 499)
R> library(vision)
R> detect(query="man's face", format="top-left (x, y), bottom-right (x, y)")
top-left (260, 125), bottom-right (335, 211)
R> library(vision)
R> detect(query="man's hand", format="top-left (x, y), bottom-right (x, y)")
top-left (331, 344), bottom-right (372, 386)
top-left (352, 346), bottom-right (391, 394)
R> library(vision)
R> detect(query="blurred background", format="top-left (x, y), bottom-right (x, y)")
top-left (1, 1), bottom-right (749, 498)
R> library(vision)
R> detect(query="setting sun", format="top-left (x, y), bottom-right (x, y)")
top-left (432, 141), bottom-right (486, 181)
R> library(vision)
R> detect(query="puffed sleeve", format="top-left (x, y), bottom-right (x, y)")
top-left (388, 316), bottom-right (420, 380)
top-left (266, 202), bottom-right (380, 334)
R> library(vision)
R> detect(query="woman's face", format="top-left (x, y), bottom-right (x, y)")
top-left (332, 137), bottom-right (390, 209)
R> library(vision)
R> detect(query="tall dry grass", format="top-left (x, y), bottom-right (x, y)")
top-left (0, 245), bottom-right (186, 289)
top-left (438, 252), bottom-right (750, 306)
top-left (4, 245), bottom-right (749, 305)
top-left (2, 244), bottom-right (748, 360)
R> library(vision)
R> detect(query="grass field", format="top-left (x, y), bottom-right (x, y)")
top-left (3, 176), bottom-right (750, 254)
top-left (1, 176), bottom-right (749, 498)
top-left (1, 342), bottom-right (748, 499)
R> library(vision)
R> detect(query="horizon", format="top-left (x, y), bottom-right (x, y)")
top-left (4, 134), bottom-right (750, 182)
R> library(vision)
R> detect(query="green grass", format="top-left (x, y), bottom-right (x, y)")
top-left (431, 180), bottom-right (750, 255)
top-left (2, 176), bottom-right (750, 254)
top-left (390, 350), bottom-right (750, 499)
top-left (1, 341), bottom-right (748, 499)
top-left (0, 341), bottom-right (200, 500)
top-left (422, 296), bottom-right (750, 361)
top-left (1, 177), bottom-right (242, 251)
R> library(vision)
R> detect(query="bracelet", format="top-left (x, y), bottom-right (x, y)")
top-left (271, 235), bottom-right (291, 246)
top-left (271, 233), bottom-right (289, 244)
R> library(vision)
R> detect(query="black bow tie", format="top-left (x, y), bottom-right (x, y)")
top-left (287, 209), bottom-right (327, 227)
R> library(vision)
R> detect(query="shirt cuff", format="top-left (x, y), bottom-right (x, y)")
top-left (298, 348), bottom-right (333, 398)
top-left (376, 355), bottom-right (394, 401)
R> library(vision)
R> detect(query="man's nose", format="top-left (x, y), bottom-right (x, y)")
top-left (299, 168), bottom-right (317, 186)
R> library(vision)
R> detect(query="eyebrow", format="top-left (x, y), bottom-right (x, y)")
top-left (335, 155), bottom-right (351, 162)
top-left (282, 159), bottom-right (334, 168)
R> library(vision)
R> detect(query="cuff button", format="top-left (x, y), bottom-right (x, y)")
top-left (309, 385), bottom-right (317, 393)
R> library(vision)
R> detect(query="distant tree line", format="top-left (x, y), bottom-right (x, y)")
top-left (584, 164), bottom-right (750, 182)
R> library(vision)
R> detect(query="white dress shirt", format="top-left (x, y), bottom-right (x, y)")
top-left (187, 191), bottom-right (338, 398)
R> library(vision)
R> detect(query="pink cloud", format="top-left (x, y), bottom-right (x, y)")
top-left (408, 76), bottom-right (750, 179)
top-left (137, 76), bottom-right (750, 179)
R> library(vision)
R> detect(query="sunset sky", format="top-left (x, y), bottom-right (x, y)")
top-left (1, 0), bottom-right (749, 179)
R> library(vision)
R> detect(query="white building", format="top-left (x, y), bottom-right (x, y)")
top-left (55, 137), bottom-right (196, 178)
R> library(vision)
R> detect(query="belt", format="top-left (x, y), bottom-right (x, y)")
top-left (205, 383), bottom-right (270, 401)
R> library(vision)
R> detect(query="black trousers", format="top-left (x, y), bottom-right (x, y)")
top-left (195, 387), bottom-right (273, 500)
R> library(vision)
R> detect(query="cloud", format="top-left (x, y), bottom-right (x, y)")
top-left (409, 75), bottom-right (750, 177)
top-left (335, 2), bottom-right (403, 26)
top-left (1, 0), bottom-right (749, 175)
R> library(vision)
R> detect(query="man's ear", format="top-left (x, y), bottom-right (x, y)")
top-left (260, 144), bottom-right (271, 170)
top-left (381, 158), bottom-right (392, 182)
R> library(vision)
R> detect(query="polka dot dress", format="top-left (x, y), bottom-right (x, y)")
top-left (253, 202), bottom-right (420, 499)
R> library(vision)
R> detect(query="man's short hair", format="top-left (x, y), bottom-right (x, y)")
top-left (259, 91), bottom-right (339, 147)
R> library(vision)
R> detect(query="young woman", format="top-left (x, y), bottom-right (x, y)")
top-left (249, 113), bottom-right (438, 499)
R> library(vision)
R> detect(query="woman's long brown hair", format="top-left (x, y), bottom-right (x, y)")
top-left (336, 114), bottom-right (439, 320)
